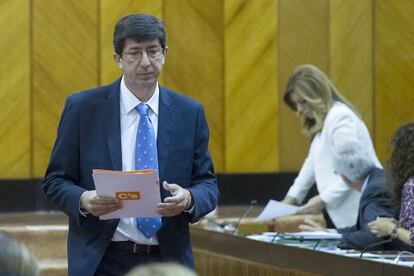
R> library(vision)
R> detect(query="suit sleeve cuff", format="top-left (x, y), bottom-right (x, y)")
top-left (79, 191), bottom-right (89, 217)
top-left (184, 189), bottom-right (194, 214)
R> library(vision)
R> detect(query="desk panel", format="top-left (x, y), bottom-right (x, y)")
top-left (191, 227), bottom-right (413, 276)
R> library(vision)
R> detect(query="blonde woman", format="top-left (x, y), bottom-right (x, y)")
top-left (281, 64), bottom-right (381, 229)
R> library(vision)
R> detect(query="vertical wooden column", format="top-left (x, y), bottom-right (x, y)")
top-left (32, 0), bottom-right (99, 177)
top-left (375, 0), bottom-right (414, 162)
top-left (224, 0), bottom-right (279, 172)
top-left (163, 0), bottom-right (225, 172)
top-left (0, 0), bottom-right (30, 178)
top-left (278, 0), bottom-right (329, 172)
top-left (330, 0), bottom-right (374, 133)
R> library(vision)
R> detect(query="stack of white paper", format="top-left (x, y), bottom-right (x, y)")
top-left (283, 230), bottom-right (342, 240)
top-left (92, 169), bottom-right (161, 220)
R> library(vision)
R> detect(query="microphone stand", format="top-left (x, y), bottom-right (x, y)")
top-left (313, 239), bottom-right (322, 250)
top-left (395, 251), bottom-right (414, 264)
top-left (359, 238), bottom-right (393, 258)
top-left (232, 200), bottom-right (258, 235)
top-left (271, 232), bottom-right (281, 243)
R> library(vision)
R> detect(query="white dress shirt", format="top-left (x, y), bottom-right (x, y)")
top-left (287, 102), bottom-right (381, 228)
top-left (112, 77), bottom-right (160, 245)
top-left (360, 175), bottom-right (369, 195)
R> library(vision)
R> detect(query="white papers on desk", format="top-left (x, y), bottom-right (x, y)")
top-left (246, 232), bottom-right (281, 242)
top-left (92, 169), bottom-right (161, 220)
top-left (254, 199), bottom-right (299, 222)
top-left (284, 230), bottom-right (342, 240)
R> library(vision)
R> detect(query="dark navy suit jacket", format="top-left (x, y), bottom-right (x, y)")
top-left (42, 79), bottom-right (219, 276)
top-left (338, 167), bottom-right (395, 250)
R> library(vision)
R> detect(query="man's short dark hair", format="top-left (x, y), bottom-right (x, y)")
top-left (113, 14), bottom-right (166, 55)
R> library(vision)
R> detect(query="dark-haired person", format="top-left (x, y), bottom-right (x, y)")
top-left (42, 14), bottom-right (218, 276)
top-left (281, 64), bottom-right (381, 229)
top-left (369, 123), bottom-right (414, 250)
top-left (299, 140), bottom-right (396, 250)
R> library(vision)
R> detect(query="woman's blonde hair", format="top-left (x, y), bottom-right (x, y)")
top-left (283, 64), bottom-right (358, 136)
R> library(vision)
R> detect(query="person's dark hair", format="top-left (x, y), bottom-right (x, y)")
top-left (388, 123), bottom-right (414, 211)
top-left (113, 14), bottom-right (166, 55)
top-left (0, 230), bottom-right (39, 276)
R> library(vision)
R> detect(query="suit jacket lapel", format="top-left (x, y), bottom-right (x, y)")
top-left (101, 79), bottom-right (122, 171)
top-left (157, 86), bottom-right (175, 180)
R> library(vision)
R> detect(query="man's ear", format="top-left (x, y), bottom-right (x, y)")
top-left (161, 46), bottom-right (168, 65)
top-left (113, 52), bottom-right (122, 69)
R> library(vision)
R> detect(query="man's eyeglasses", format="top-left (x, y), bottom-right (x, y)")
top-left (122, 47), bottom-right (163, 62)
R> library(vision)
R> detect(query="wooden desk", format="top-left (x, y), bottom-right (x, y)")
top-left (191, 227), bottom-right (413, 276)
top-left (212, 205), bottom-right (326, 233)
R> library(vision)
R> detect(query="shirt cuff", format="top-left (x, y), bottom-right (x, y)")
top-left (184, 205), bottom-right (194, 214)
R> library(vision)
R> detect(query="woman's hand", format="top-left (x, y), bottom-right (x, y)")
top-left (297, 195), bottom-right (325, 214)
top-left (368, 217), bottom-right (397, 237)
top-left (299, 218), bottom-right (326, 231)
top-left (281, 195), bottom-right (298, 206)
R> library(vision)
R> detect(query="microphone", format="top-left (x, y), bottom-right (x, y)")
top-left (232, 200), bottom-right (258, 235)
top-left (359, 238), bottom-right (393, 258)
top-left (313, 239), bottom-right (322, 250)
top-left (271, 232), bottom-right (281, 243)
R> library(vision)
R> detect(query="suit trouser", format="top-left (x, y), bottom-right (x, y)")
top-left (94, 242), bottom-right (161, 276)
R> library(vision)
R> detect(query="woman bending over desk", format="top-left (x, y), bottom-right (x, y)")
top-left (281, 64), bottom-right (381, 229)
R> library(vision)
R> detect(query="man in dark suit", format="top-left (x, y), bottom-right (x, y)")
top-left (299, 140), bottom-right (395, 250)
top-left (42, 14), bottom-right (219, 276)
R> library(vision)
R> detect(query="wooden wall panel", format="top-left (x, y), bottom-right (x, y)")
top-left (32, 0), bottom-right (98, 177)
top-left (163, 0), bottom-right (224, 172)
top-left (330, 0), bottom-right (374, 133)
top-left (3, 0), bottom-right (414, 179)
top-left (375, 0), bottom-right (414, 163)
top-left (99, 0), bottom-right (162, 86)
top-left (0, 0), bottom-right (30, 179)
top-left (224, 0), bottom-right (278, 172)
top-left (194, 249), bottom-right (318, 276)
top-left (279, 0), bottom-right (329, 172)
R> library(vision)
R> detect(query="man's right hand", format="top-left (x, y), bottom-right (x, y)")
top-left (80, 190), bottom-right (122, 217)
top-left (281, 195), bottom-right (298, 205)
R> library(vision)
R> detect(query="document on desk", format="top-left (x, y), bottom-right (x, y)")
top-left (92, 169), bottom-right (161, 220)
top-left (254, 199), bottom-right (299, 222)
top-left (284, 230), bottom-right (342, 240)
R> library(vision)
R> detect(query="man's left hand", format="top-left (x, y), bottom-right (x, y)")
top-left (157, 181), bottom-right (193, 217)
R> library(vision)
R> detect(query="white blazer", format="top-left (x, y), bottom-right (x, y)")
top-left (287, 102), bottom-right (381, 228)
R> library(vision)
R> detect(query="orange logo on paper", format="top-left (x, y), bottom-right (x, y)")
top-left (115, 191), bottom-right (141, 200)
